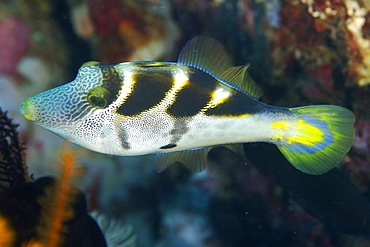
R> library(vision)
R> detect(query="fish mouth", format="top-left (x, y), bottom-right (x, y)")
top-left (20, 98), bottom-right (37, 122)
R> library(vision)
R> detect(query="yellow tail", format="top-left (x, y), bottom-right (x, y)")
top-left (275, 105), bottom-right (355, 175)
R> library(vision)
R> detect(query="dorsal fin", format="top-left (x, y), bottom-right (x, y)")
top-left (178, 36), bottom-right (263, 99)
top-left (154, 148), bottom-right (212, 173)
top-left (220, 66), bottom-right (263, 99)
top-left (177, 36), bottom-right (232, 78)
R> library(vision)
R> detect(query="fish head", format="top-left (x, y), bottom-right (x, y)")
top-left (20, 61), bottom-right (125, 153)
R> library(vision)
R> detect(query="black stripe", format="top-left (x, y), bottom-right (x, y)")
top-left (101, 65), bottom-right (123, 102)
top-left (116, 72), bottom-right (173, 116)
top-left (204, 94), bottom-right (259, 117)
top-left (169, 119), bottom-right (189, 143)
top-left (118, 128), bottom-right (130, 149)
top-left (167, 73), bottom-right (214, 117)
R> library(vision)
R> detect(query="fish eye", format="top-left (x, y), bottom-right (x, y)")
top-left (81, 61), bottom-right (101, 67)
top-left (87, 86), bottom-right (111, 109)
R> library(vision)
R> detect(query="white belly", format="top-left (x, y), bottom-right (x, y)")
top-left (74, 108), bottom-right (293, 156)
top-left (119, 111), bottom-right (293, 155)
top-left (175, 113), bottom-right (282, 150)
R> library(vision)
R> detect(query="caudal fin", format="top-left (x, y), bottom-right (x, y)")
top-left (276, 105), bottom-right (355, 175)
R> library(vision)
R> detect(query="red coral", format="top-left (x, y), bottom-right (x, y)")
top-left (0, 17), bottom-right (30, 75)
top-left (301, 63), bottom-right (337, 102)
top-left (85, 0), bottom-right (166, 63)
top-left (269, 1), bottom-right (351, 85)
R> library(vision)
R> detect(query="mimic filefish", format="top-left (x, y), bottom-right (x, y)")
top-left (20, 36), bottom-right (355, 175)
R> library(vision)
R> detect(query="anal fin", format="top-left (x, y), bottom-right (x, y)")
top-left (223, 144), bottom-right (245, 155)
top-left (154, 148), bottom-right (212, 173)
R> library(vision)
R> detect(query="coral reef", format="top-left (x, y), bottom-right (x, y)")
top-left (0, 0), bottom-right (68, 88)
top-left (2, 0), bottom-right (370, 246)
top-left (265, 0), bottom-right (370, 90)
top-left (69, 0), bottom-right (179, 63)
top-left (0, 17), bottom-right (30, 76)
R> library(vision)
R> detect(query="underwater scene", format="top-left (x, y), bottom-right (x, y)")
top-left (1, 0), bottom-right (370, 246)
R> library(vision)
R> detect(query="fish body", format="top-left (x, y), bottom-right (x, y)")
top-left (20, 36), bottom-right (355, 175)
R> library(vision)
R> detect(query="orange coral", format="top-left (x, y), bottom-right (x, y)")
top-left (37, 144), bottom-right (83, 247)
top-left (0, 215), bottom-right (16, 246)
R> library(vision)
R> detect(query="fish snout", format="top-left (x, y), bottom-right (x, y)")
top-left (20, 98), bottom-right (37, 121)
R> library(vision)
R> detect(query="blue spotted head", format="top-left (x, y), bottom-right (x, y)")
top-left (20, 61), bottom-right (126, 153)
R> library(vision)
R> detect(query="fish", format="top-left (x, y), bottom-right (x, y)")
top-left (20, 36), bottom-right (355, 175)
